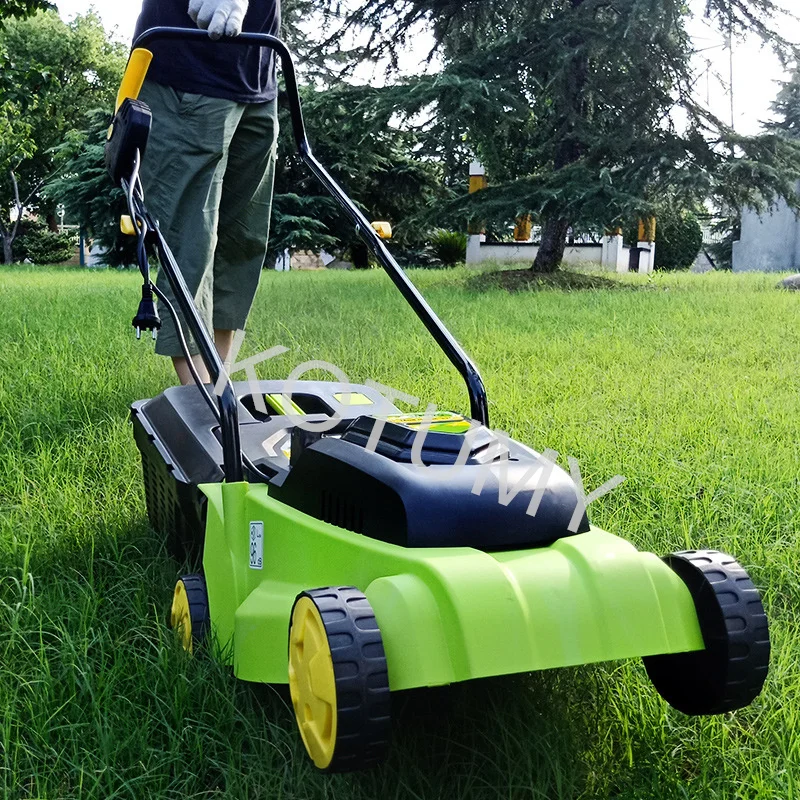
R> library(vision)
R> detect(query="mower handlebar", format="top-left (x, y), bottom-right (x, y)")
top-left (131, 28), bottom-right (310, 155)
top-left (126, 27), bottom-right (491, 429)
top-left (115, 48), bottom-right (153, 113)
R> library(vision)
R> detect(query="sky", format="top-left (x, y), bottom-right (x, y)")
top-left (55, 0), bottom-right (800, 136)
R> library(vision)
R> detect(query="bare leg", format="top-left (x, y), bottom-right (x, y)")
top-left (173, 354), bottom-right (211, 386)
top-left (214, 328), bottom-right (236, 364)
top-left (171, 328), bottom-right (235, 386)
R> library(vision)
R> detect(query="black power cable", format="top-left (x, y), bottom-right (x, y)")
top-left (124, 149), bottom-right (271, 483)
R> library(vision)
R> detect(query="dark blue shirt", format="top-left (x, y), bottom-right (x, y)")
top-left (134, 0), bottom-right (280, 103)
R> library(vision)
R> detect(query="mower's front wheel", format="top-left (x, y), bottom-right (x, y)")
top-left (644, 550), bottom-right (770, 714)
top-left (288, 587), bottom-right (391, 773)
top-left (169, 574), bottom-right (210, 654)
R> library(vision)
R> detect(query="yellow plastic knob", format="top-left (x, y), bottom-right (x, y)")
top-left (371, 221), bottom-right (392, 240)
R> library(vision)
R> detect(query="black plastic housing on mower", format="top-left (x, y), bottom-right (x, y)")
top-left (133, 379), bottom-right (587, 558)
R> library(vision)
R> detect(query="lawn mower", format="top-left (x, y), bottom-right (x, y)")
top-left (109, 28), bottom-right (771, 773)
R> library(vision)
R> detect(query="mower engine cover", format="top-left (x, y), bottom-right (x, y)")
top-left (271, 413), bottom-right (589, 549)
top-left (105, 97), bottom-right (152, 184)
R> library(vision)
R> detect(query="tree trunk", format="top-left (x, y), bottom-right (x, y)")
top-left (533, 217), bottom-right (571, 273)
top-left (47, 213), bottom-right (59, 232)
top-left (531, 0), bottom-right (588, 274)
top-left (2, 236), bottom-right (13, 265)
top-left (351, 241), bottom-right (370, 269)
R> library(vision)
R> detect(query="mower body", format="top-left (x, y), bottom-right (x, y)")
top-left (203, 483), bottom-right (703, 690)
top-left (120, 30), bottom-right (768, 772)
top-left (133, 379), bottom-right (704, 691)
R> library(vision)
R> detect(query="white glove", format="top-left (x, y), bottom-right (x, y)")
top-left (188, 0), bottom-right (249, 40)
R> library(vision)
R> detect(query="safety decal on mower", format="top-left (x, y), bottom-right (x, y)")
top-left (249, 521), bottom-right (264, 570)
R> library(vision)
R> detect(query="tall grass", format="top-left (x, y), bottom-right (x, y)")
top-left (0, 264), bottom-right (797, 798)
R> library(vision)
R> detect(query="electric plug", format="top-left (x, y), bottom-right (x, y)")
top-left (133, 285), bottom-right (161, 340)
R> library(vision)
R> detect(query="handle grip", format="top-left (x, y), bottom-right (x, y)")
top-left (115, 48), bottom-right (153, 112)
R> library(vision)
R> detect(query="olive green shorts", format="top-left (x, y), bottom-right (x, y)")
top-left (138, 80), bottom-right (278, 357)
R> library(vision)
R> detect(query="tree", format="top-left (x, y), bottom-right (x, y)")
top-left (47, 110), bottom-right (137, 267)
top-left (272, 82), bottom-right (445, 263)
top-left (0, 11), bottom-right (126, 262)
top-left (0, 101), bottom-right (35, 262)
top-left (281, 0), bottom-right (356, 82)
top-left (768, 64), bottom-right (800, 140)
top-left (324, 0), bottom-right (800, 272)
top-left (0, 1), bottom-right (54, 22)
top-left (706, 214), bottom-right (740, 270)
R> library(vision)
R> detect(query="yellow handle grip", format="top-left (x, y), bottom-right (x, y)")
top-left (114, 48), bottom-right (154, 112)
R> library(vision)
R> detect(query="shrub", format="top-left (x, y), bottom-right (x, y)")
top-left (625, 211), bottom-right (703, 271)
top-left (387, 244), bottom-right (436, 268)
top-left (427, 229), bottom-right (467, 266)
top-left (16, 219), bottom-right (76, 264)
top-left (653, 213), bottom-right (703, 271)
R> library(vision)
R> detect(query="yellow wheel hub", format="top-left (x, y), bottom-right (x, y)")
top-left (170, 579), bottom-right (193, 653)
top-left (288, 597), bottom-right (337, 769)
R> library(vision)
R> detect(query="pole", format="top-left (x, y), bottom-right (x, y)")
top-left (728, 13), bottom-right (735, 130)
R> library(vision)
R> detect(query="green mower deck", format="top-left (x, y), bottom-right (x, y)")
top-left (202, 481), bottom-right (703, 690)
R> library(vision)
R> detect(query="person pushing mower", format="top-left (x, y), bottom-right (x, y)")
top-left (132, 0), bottom-right (280, 385)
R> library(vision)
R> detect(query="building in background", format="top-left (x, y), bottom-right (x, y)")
top-left (732, 185), bottom-right (800, 272)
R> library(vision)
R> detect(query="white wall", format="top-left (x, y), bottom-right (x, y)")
top-left (466, 240), bottom-right (604, 266)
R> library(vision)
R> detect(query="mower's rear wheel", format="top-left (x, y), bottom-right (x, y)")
top-left (288, 587), bottom-right (391, 773)
top-left (169, 574), bottom-right (210, 654)
top-left (644, 550), bottom-right (770, 714)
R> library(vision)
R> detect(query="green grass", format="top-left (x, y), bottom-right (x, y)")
top-left (0, 263), bottom-right (798, 798)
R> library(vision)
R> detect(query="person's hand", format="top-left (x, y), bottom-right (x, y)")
top-left (188, 0), bottom-right (249, 39)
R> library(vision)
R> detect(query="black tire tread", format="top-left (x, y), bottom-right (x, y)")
top-left (174, 573), bottom-right (210, 649)
top-left (294, 586), bottom-right (391, 773)
top-left (644, 550), bottom-right (770, 715)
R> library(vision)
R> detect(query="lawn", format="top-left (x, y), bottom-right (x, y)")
top-left (0, 264), bottom-right (798, 799)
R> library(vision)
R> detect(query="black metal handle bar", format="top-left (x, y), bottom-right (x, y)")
top-left (132, 27), bottom-right (490, 427)
top-left (123, 166), bottom-right (244, 482)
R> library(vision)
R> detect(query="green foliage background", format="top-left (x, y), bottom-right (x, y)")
top-left (14, 218), bottom-right (76, 264)
top-left (0, 10), bottom-right (126, 262)
top-left (0, 0), bottom-right (53, 22)
top-left (322, 0), bottom-right (800, 271)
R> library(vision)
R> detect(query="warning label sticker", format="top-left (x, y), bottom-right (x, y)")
top-left (249, 521), bottom-right (264, 570)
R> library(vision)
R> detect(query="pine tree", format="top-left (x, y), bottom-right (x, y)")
top-left (272, 81), bottom-right (446, 264)
top-left (325, 0), bottom-right (800, 271)
top-left (769, 65), bottom-right (800, 139)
